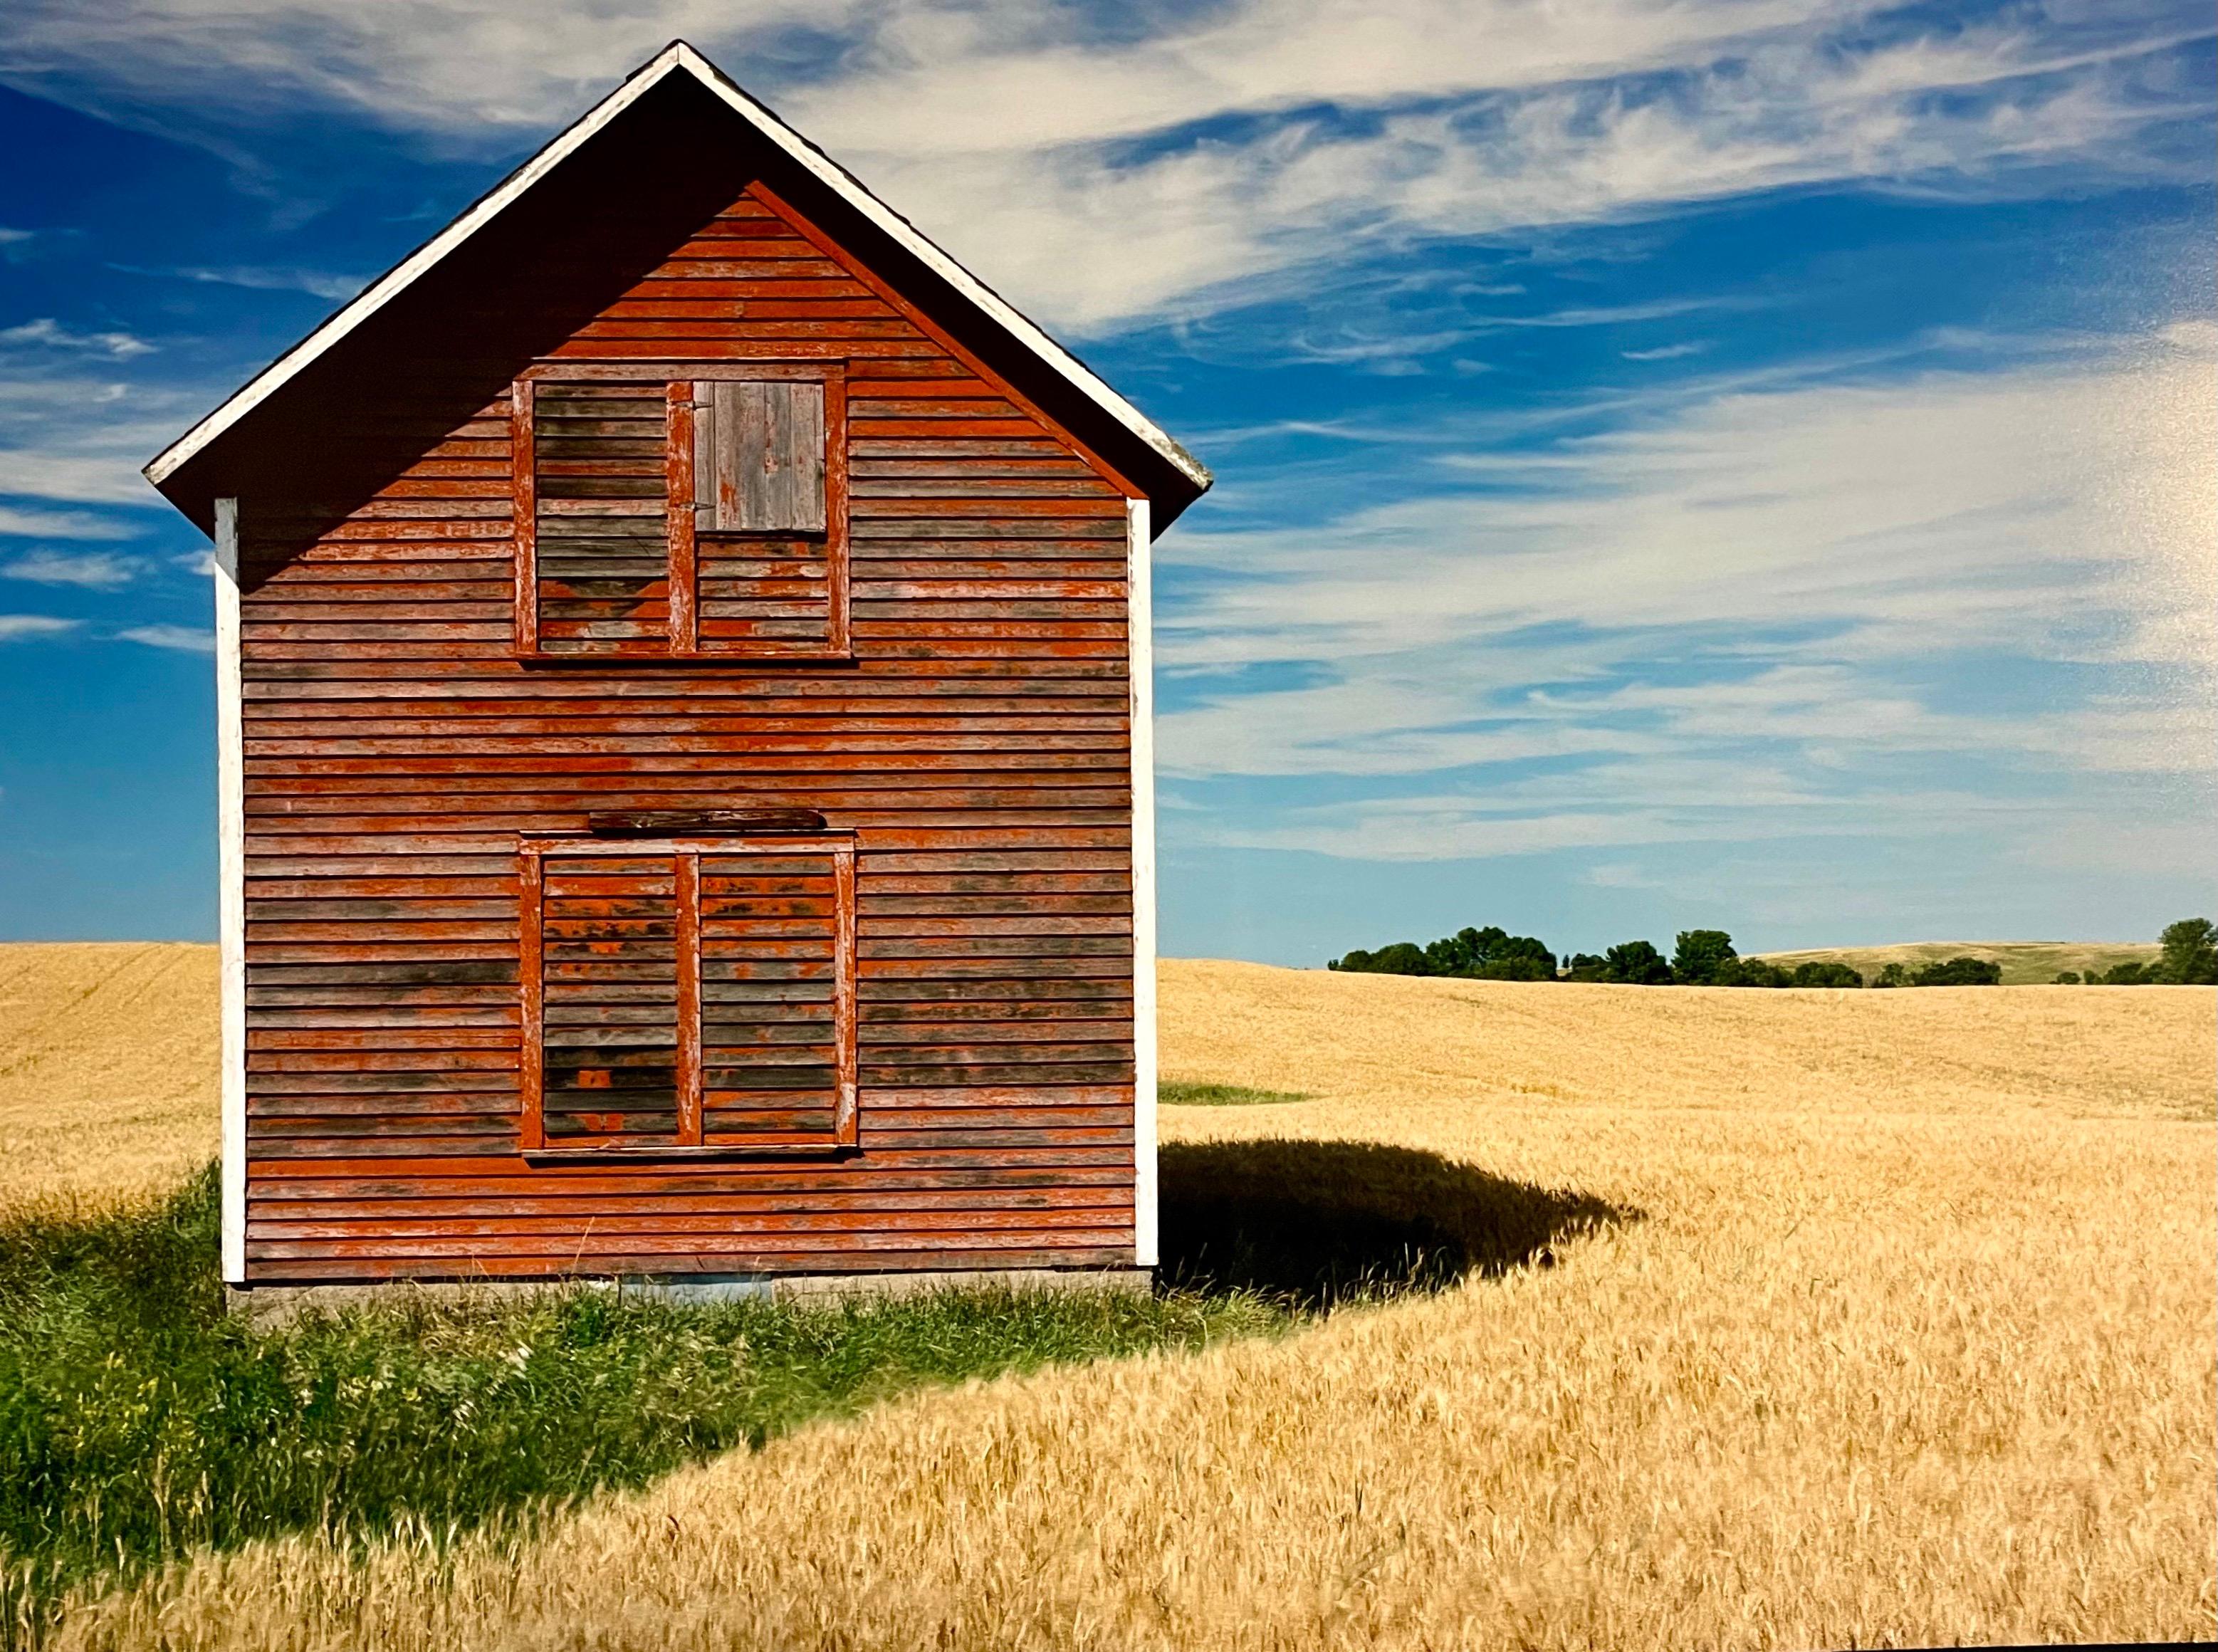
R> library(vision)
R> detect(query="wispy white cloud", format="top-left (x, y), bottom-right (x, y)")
top-left (115, 622), bottom-right (214, 652)
top-left (0, 614), bottom-right (80, 642)
top-left (0, 505), bottom-right (140, 540)
top-left (1622, 340), bottom-right (1708, 360)
top-left (0, 0), bottom-right (859, 130)
top-left (0, 448), bottom-right (169, 508)
top-left (0, 1), bottom-right (2204, 329)
top-left (796, 0), bottom-right (1832, 157)
top-left (1155, 324), bottom-right (2217, 861)
top-left (1, 548), bottom-right (143, 586)
top-left (1470, 300), bottom-right (1747, 333)
top-left (0, 349), bottom-right (186, 510)
top-left (1162, 328), bottom-right (2215, 674)
top-left (169, 264), bottom-right (369, 301)
top-left (793, 5), bottom-right (2209, 326)
top-left (1247, 301), bottom-right (1744, 375)
top-left (1170, 756), bottom-right (2048, 862)
top-left (0, 318), bottom-right (153, 358)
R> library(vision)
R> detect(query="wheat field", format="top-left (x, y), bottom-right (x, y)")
top-left (0, 943), bottom-right (219, 1209)
top-left (10, 946), bottom-right (2214, 1650)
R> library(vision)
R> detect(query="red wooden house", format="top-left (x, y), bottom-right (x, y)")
top-left (142, 43), bottom-right (1210, 1302)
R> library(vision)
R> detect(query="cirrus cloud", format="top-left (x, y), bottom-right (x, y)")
top-left (1, 548), bottom-right (143, 586)
top-left (0, 0), bottom-right (2207, 329)
top-left (0, 614), bottom-right (80, 642)
top-left (115, 622), bottom-right (215, 652)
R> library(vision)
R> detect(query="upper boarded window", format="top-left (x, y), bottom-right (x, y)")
top-left (696, 380), bottom-right (825, 533)
top-left (519, 835), bottom-right (858, 1154)
top-left (513, 367), bottom-right (848, 660)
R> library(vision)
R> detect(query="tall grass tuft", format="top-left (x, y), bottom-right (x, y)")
top-left (1158, 1080), bottom-right (1311, 1106)
top-left (0, 1167), bottom-right (1287, 1636)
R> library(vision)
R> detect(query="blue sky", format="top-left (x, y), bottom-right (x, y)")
top-left (0, 0), bottom-right (2210, 962)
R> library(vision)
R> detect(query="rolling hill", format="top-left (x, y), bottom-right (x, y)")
top-left (1750, 939), bottom-right (2160, 986)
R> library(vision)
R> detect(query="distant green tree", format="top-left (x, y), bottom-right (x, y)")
top-left (1603, 940), bottom-right (1673, 984)
top-left (1366, 942), bottom-right (1433, 976)
top-left (1716, 957), bottom-right (1790, 988)
top-left (2157, 918), bottom-right (2217, 985)
top-left (1329, 924), bottom-right (1555, 981)
top-left (1413, 925), bottom-right (1555, 981)
top-left (1910, 956), bottom-right (2002, 986)
top-left (1562, 952), bottom-right (1610, 981)
top-left (1422, 926), bottom-right (1495, 976)
top-left (1421, 929), bottom-right (1472, 974)
top-left (1789, 961), bottom-right (1864, 988)
top-left (1471, 933), bottom-right (1557, 981)
top-left (2097, 960), bottom-right (2150, 986)
top-left (2052, 971), bottom-right (2082, 986)
top-left (1327, 944), bottom-right (1401, 973)
top-left (1670, 929), bottom-right (1737, 985)
top-left (1873, 963), bottom-right (1910, 988)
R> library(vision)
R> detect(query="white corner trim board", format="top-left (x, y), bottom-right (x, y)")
top-left (145, 43), bottom-right (1208, 500)
top-left (214, 498), bottom-right (247, 1284)
top-left (1127, 496), bottom-right (1158, 1269)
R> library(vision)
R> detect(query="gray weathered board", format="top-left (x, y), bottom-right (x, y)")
top-left (699, 379), bottom-right (826, 533)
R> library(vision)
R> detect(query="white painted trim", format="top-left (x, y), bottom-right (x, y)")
top-left (145, 43), bottom-right (1210, 500)
top-left (213, 499), bottom-right (247, 1285)
top-left (1127, 496), bottom-right (1158, 1269)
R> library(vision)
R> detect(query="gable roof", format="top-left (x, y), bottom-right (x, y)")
top-left (144, 41), bottom-right (1210, 529)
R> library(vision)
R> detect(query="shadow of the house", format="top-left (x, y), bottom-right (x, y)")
top-left (1158, 1139), bottom-right (1636, 1311)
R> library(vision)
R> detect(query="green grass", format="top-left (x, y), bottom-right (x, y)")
top-left (0, 1167), bottom-right (1287, 1634)
top-left (1159, 1080), bottom-right (1312, 1106)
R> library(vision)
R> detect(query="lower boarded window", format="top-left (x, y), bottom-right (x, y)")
top-left (519, 836), bottom-right (857, 1152)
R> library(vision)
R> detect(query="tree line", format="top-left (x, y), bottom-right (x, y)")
top-left (1327, 918), bottom-right (2217, 988)
top-left (2054, 918), bottom-right (2217, 985)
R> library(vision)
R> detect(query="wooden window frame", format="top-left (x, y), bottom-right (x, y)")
top-left (513, 361), bottom-right (851, 665)
top-left (518, 833), bottom-right (859, 1160)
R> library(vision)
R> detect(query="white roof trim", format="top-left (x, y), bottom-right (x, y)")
top-left (145, 42), bottom-right (1210, 498)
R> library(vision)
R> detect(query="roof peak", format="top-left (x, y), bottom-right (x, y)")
top-left (144, 41), bottom-right (1208, 516)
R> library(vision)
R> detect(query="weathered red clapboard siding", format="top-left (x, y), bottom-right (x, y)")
top-left (236, 182), bottom-right (1137, 1282)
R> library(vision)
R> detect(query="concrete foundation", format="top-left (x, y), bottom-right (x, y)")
top-left (225, 1266), bottom-right (1154, 1329)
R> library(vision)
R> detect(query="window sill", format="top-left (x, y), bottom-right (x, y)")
top-left (523, 1144), bottom-right (859, 1164)
top-left (516, 651), bottom-right (858, 669)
